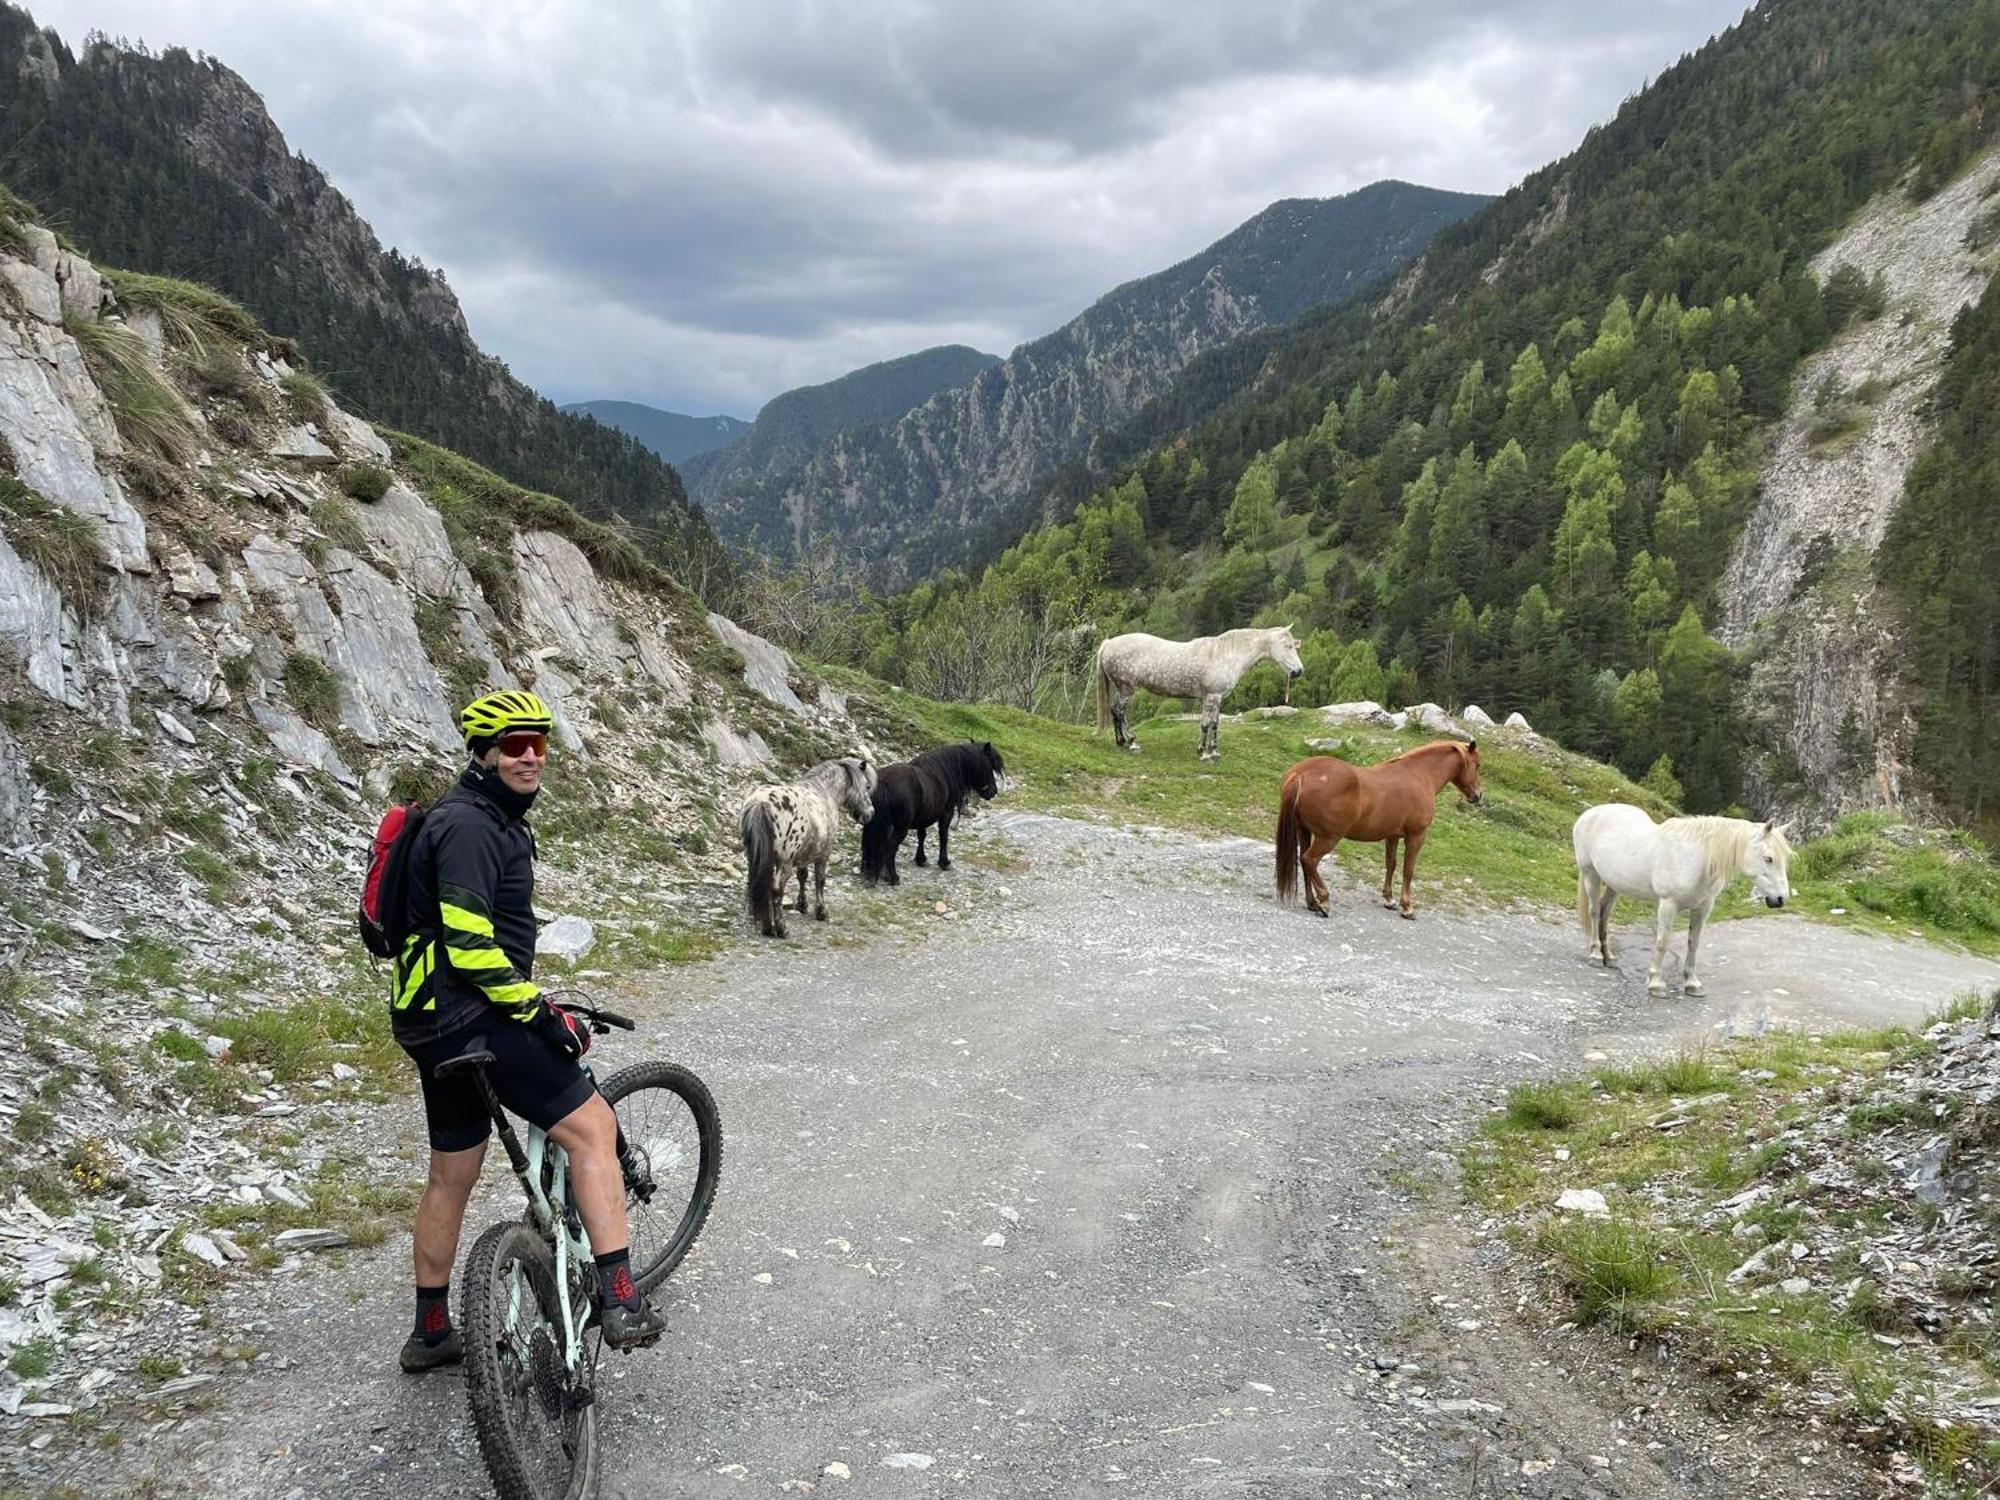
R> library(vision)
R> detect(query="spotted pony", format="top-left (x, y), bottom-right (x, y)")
top-left (740, 756), bottom-right (877, 937)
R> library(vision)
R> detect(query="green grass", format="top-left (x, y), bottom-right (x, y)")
top-left (821, 668), bottom-right (2000, 952)
top-left (101, 269), bottom-right (262, 348)
top-left (280, 369), bottom-right (330, 425)
top-left (310, 494), bottom-right (367, 552)
top-left (337, 462), bottom-right (392, 503)
top-left (0, 475), bottom-right (109, 610)
top-left (1504, 1081), bottom-right (1584, 1130)
top-left (1463, 1011), bottom-right (1999, 1481)
top-left (65, 311), bottom-right (201, 466)
top-left (282, 651), bottom-right (341, 732)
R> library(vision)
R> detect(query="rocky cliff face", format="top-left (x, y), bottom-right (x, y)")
top-left (1722, 149), bottom-right (2000, 829)
top-left (0, 219), bottom-right (893, 1399)
top-left (715, 183), bottom-right (1487, 582)
top-left (0, 8), bottom-right (721, 575)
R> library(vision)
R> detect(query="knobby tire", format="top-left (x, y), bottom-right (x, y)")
top-left (462, 1220), bottom-right (599, 1500)
top-left (599, 1059), bottom-right (722, 1291)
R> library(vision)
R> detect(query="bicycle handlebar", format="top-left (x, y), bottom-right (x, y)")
top-left (544, 989), bottom-right (636, 1034)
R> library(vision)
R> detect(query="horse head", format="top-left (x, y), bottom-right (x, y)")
top-left (970, 740), bottom-right (1003, 800)
top-left (1268, 626), bottom-right (1304, 704)
top-left (1747, 819), bottom-right (1793, 907)
top-left (840, 758), bottom-right (877, 825)
top-left (1453, 739), bottom-right (1484, 806)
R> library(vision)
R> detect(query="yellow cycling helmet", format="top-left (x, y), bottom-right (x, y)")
top-left (459, 689), bottom-right (554, 747)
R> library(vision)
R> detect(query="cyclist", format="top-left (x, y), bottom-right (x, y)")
top-left (392, 689), bottom-right (667, 1371)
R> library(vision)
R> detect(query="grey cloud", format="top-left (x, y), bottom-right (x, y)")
top-left (32, 1), bottom-right (1749, 413)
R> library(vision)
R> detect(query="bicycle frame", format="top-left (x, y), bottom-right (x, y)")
top-left (470, 1066), bottom-right (598, 1375)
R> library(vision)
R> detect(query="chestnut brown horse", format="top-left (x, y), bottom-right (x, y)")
top-left (1274, 740), bottom-right (1483, 919)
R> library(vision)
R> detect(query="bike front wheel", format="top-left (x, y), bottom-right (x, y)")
top-left (461, 1220), bottom-right (599, 1500)
top-left (600, 1059), bottom-right (722, 1291)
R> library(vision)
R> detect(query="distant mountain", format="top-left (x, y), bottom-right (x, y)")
top-left (562, 401), bottom-right (751, 464)
top-left (683, 345), bottom-right (1002, 517)
top-left (0, 6), bottom-right (724, 583)
top-left (706, 181), bottom-right (1489, 576)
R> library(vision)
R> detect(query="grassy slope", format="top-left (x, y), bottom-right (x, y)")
top-left (824, 668), bottom-right (2000, 955)
top-left (1461, 1004), bottom-right (2000, 1490)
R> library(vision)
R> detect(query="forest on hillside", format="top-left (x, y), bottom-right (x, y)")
top-left (734, 0), bottom-right (2000, 817)
top-left (0, 8), bottom-right (727, 587)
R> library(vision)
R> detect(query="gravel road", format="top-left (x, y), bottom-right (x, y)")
top-left (77, 810), bottom-right (2000, 1500)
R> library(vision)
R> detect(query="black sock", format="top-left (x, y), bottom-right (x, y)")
top-left (594, 1248), bottom-right (641, 1310)
top-left (414, 1283), bottom-right (451, 1344)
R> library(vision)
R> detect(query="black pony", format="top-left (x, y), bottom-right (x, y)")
top-left (860, 741), bottom-right (1004, 885)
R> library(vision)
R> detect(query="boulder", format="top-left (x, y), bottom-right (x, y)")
top-left (538, 915), bottom-right (596, 963)
top-left (702, 718), bottom-right (772, 767)
top-left (1462, 704), bottom-right (1495, 727)
top-left (270, 423), bottom-right (338, 464)
top-left (1404, 702), bottom-right (1459, 736)
top-left (1555, 1188), bottom-right (1609, 1216)
top-left (1319, 701), bottom-right (1399, 728)
top-left (1503, 711), bottom-right (1534, 734)
top-left (708, 611), bottom-right (805, 714)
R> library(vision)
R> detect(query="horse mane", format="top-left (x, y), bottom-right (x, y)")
top-left (1388, 740), bottom-right (1466, 763)
top-left (1659, 815), bottom-right (1784, 887)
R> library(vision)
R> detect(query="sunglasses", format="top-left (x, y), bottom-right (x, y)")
top-left (495, 731), bottom-right (548, 759)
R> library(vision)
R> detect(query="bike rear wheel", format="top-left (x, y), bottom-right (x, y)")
top-left (461, 1220), bottom-right (599, 1500)
top-left (600, 1059), bottom-right (722, 1291)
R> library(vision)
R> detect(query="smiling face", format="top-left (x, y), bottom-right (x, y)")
top-left (483, 730), bottom-right (547, 795)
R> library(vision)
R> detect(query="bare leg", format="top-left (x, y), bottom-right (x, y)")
top-left (1381, 839), bottom-right (1400, 908)
top-left (914, 825), bottom-right (928, 865)
top-left (1683, 896), bottom-right (1714, 994)
top-left (1114, 694), bottom-right (1140, 752)
top-left (937, 811), bottom-right (954, 870)
top-left (813, 858), bottom-right (827, 920)
top-left (1596, 889), bottom-right (1618, 965)
top-left (413, 1142), bottom-right (488, 1286)
top-left (1399, 829), bottom-right (1426, 918)
top-left (1647, 900), bottom-right (1675, 995)
top-left (1303, 835), bottom-right (1338, 916)
top-left (547, 1093), bottom-right (628, 1257)
top-left (794, 865), bottom-right (808, 913)
top-left (1200, 695), bottom-right (1222, 761)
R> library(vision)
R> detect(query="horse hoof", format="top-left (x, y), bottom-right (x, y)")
top-left (816, 909), bottom-right (827, 922)
top-left (938, 859), bottom-right (952, 871)
top-left (914, 855), bottom-right (927, 866)
top-left (1684, 980), bottom-right (1705, 996)
top-left (1400, 908), bottom-right (1416, 921)
top-left (1647, 982), bottom-right (1668, 997)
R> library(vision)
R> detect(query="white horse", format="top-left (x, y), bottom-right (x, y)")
top-left (1573, 804), bottom-right (1794, 996)
top-left (1094, 626), bottom-right (1304, 761)
top-left (741, 756), bottom-right (877, 938)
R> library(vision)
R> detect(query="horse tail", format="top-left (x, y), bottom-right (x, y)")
top-left (743, 802), bottom-right (777, 929)
top-left (1093, 645), bottom-right (1112, 735)
top-left (1576, 869), bottom-right (1593, 941)
top-left (1275, 771), bottom-right (1303, 906)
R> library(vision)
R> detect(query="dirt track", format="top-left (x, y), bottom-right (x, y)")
top-left (71, 810), bottom-right (2000, 1499)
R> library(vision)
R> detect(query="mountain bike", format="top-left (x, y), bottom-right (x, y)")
top-left (434, 995), bottom-right (721, 1500)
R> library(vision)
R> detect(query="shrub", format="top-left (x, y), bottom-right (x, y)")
top-left (1539, 1218), bottom-right (1675, 1327)
top-left (66, 312), bottom-right (200, 465)
top-left (338, 462), bottom-right (393, 503)
top-left (103, 269), bottom-right (262, 348)
top-left (282, 651), bottom-right (341, 731)
top-left (310, 495), bottom-right (367, 552)
top-left (0, 476), bottom-right (108, 611)
top-left (280, 369), bottom-right (330, 425)
top-left (189, 345), bottom-right (253, 397)
top-left (1503, 1081), bottom-right (1583, 1130)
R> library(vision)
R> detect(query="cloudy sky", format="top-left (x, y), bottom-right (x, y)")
top-left (35, 1), bottom-right (1748, 418)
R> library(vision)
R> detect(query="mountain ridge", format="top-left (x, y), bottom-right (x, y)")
top-left (705, 180), bottom-right (1488, 579)
top-left (562, 400), bottom-right (751, 465)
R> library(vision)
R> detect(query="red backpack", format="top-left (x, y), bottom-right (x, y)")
top-left (358, 801), bottom-right (428, 959)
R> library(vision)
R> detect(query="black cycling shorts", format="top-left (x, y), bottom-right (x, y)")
top-left (402, 1022), bottom-right (597, 1152)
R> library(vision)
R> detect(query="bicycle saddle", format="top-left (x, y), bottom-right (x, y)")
top-left (435, 1040), bottom-right (498, 1079)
